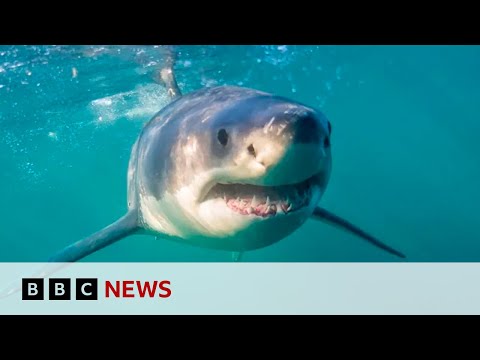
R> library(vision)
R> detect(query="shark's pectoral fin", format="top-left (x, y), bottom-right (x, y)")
top-left (0, 210), bottom-right (139, 299)
top-left (47, 210), bottom-right (139, 263)
top-left (311, 206), bottom-right (406, 259)
top-left (232, 251), bottom-right (244, 262)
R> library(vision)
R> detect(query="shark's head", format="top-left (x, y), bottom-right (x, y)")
top-left (135, 88), bottom-right (332, 251)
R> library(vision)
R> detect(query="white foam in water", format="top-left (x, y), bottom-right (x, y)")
top-left (124, 84), bottom-right (170, 119)
top-left (47, 131), bottom-right (58, 141)
top-left (92, 97), bottom-right (113, 107)
top-left (89, 83), bottom-right (169, 125)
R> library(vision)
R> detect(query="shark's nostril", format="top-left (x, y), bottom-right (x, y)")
top-left (291, 113), bottom-right (321, 144)
top-left (247, 144), bottom-right (256, 157)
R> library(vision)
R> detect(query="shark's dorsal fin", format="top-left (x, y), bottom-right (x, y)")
top-left (154, 46), bottom-right (182, 100)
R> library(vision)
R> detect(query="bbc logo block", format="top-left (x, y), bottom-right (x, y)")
top-left (22, 278), bottom-right (98, 300)
top-left (76, 278), bottom-right (98, 300)
top-left (49, 279), bottom-right (71, 300)
top-left (22, 278), bottom-right (44, 300)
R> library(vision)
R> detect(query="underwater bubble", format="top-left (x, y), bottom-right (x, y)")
top-left (336, 66), bottom-right (342, 80)
top-left (48, 131), bottom-right (58, 140)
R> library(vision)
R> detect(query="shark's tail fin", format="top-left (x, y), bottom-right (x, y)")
top-left (0, 210), bottom-right (139, 299)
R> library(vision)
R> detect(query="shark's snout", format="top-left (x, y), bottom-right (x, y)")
top-left (241, 109), bottom-right (331, 186)
top-left (288, 111), bottom-right (324, 144)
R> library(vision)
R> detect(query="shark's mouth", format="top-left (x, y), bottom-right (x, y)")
top-left (203, 175), bottom-right (317, 218)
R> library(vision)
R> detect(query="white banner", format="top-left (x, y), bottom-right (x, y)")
top-left (0, 262), bottom-right (479, 315)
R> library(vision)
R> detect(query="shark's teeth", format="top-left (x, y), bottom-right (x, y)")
top-left (269, 204), bottom-right (277, 215)
top-left (215, 177), bottom-right (315, 218)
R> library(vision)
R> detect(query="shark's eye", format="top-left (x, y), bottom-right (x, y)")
top-left (324, 136), bottom-right (330, 148)
top-left (327, 121), bottom-right (332, 135)
top-left (217, 129), bottom-right (229, 146)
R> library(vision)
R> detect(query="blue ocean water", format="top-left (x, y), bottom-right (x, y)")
top-left (1, 45), bottom-right (479, 262)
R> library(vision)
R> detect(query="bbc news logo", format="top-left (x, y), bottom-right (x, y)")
top-left (22, 278), bottom-right (98, 300)
top-left (22, 278), bottom-right (172, 300)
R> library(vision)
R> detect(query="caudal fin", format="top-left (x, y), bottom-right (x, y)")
top-left (0, 211), bottom-right (139, 299)
top-left (311, 206), bottom-right (406, 259)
